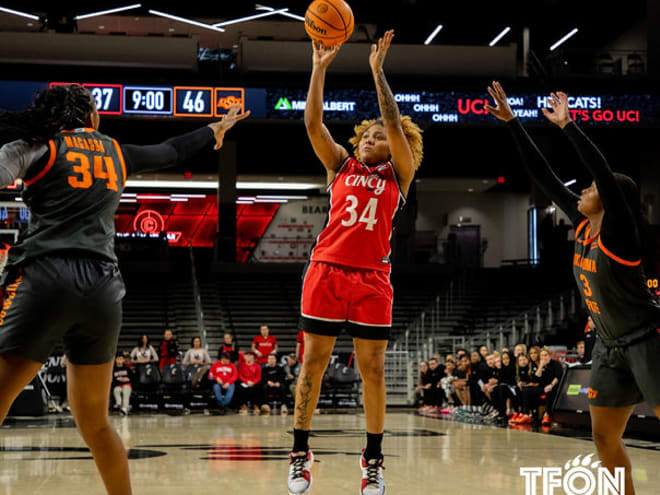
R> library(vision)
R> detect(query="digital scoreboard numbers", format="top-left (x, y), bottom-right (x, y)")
top-left (83, 84), bottom-right (122, 115)
top-left (50, 82), bottom-right (122, 115)
top-left (123, 86), bottom-right (173, 115)
top-left (174, 87), bottom-right (213, 117)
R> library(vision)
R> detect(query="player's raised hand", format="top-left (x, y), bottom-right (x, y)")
top-left (542, 91), bottom-right (572, 129)
top-left (312, 42), bottom-right (341, 70)
top-left (485, 81), bottom-right (515, 122)
top-left (369, 29), bottom-right (394, 74)
top-left (208, 104), bottom-right (250, 150)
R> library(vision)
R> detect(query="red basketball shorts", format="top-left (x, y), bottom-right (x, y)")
top-left (300, 261), bottom-right (392, 340)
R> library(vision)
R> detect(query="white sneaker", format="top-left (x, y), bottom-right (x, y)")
top-left (360, 453), bottom-right (385, 495)
top-left (281, 404), bottom-right (288, 415)
top-left (287, 450), bottom-right (313, 495)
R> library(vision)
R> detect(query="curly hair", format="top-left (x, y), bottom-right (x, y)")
top-left (348, 115), bottom-right (423, 170)
top-left (0, 84), bottom-right (94, 144)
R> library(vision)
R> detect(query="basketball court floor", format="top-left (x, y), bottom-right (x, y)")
top-left (1, 412), bottom-right (659, 494)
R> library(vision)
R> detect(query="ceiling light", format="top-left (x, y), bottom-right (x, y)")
top-left (0, 6), bottom-right (39, 21)
top-left (255, 4), bottom-right (305, 21)
top-left (256, 195), bottom-right (309, 200)
top-left (75, 4), bottom-right (142, 21)
top-left (424, 24), bottom-right (443, 45)
top-left (148, 10), bottom-right (225, 32)
top-left (489, 27), bottom-right (511, 47)
top-left (214, 8), bottom-right (288, 27)
top-left (563, 179), bottom-right (577, 187)
top-left (237, 181), bottom-right (323, 190)
top-left (550, 28), bottom-right (579, 51)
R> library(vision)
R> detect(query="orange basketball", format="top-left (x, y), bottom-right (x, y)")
top-left (305, 0), bottom-right (354, 47)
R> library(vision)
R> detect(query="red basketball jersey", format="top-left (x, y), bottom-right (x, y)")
top-left (310, 157), bottom-right (405, 272)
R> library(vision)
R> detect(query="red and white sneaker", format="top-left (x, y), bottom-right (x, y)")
top-left (360, 453), bottom-right (386, 495)
top-left (288, 450), bottom-right (314, 495)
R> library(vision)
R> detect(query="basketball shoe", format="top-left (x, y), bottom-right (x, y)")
top-left (360, 453), bottom-right (386, 495)
top-left (288, 450), bottom-right (313, 495)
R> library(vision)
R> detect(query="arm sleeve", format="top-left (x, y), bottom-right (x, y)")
top-left (562, 121), bottom-right (640, 259)
top-left (0, 140), bottom-right (48, 187)
top-left (208, 364), bottom-right (216, 381)
top-left (130, 348), bottom-right (138, 361)
top-left (506, 118), bottom-right (582, 224)
top-left (182, 350), bottom-right (191, 366)
top-left (149, 346), bottom-right (159, 362)
top-left (120, 127), bottom-right (215, 176)
top-left (203, 350), bottom-right (212, 364)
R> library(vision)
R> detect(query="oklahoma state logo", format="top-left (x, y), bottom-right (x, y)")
top-left (214, 88), bottom-right (245, 117)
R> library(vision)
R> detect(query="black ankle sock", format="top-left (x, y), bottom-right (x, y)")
top-left (293, 429), bottom-right (310, 453)
top-left (364, 432), bottom-right (383, 461)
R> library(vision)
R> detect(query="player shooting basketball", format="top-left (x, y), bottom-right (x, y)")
top-left (287, 30), bottom-right (423, 495)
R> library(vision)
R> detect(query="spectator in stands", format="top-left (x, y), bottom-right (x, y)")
top-left (130, 335), bottom-right (158, 364)
top-left (513, 343), bottom-right (527, 359)
top-left (492, 351), bottom-right (517, 423)
top-left (440, 358), bottom-right (457, 408)
top-left (283, 353), bottom-right (301, 408)
top-left (479, 353), bottom-right (498, 402)
top-left (218, 333), bottom-right (239, 363)
top-left (158, 329), bottom-right (179, 370)
top-left (432, 353), bottom-right (442, 364)
top-left (535, 348), bottom-right (564, 426)
top-left (510, 353), bottom-right (540, 424)
top-left (452, 355), bottom-right (471, 406)
top-left (528, 346), bottom-right (541, 372)
top-left (415, 361), bottom-right (431, 412)
top-left (209, 352), bottom-right (237, 414)
top-left (252, 325), bottom-right (278, 365)
top-left (468, 351), bottom-right (486, 407)
top-left (261, 353), bottom-right (287, 415)
top-left (237, 351), bottom-right (262, 414)
top-left (479, 345), bottom-right (489, 360)
top-left (426, 357), bottom-right (443, 412)
top-left (456, 349), bottom-right (468, 360)
top-left (295, 330), bottom-right (305, 364)
top-left (574, 340), bottom-right (589, 364)
top-left (183, 337), bottom-right (212, 366)
top-left (444, 354), bottom-right (456, 366)
top-left (112, 354), bottom-right (132, 416)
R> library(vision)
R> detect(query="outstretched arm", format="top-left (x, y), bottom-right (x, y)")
top-left (370, 30), bottom-right (416, 196)
top-left (542, 92), bottom-right (639, 253)
top-left (121, 104), bottom-right (249, 175)
top-left (304, 43), bottom-right (349, 183)
top-left (485, 81), bottom-right (581, 224)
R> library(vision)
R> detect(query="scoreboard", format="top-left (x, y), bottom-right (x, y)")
top-left (0, 80), bottom-right (655, 127)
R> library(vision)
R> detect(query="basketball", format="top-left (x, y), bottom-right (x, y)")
top-left (305, 0), bottom-right (354, 47)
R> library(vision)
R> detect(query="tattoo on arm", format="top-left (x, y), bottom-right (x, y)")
top-left (374, 70), bottom-right (400, 123)
top-left (294, 374), bottom-right (313, 429)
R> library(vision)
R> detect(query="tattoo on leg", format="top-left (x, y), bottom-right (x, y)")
top-left (295, 374), bottom-right (313, 429)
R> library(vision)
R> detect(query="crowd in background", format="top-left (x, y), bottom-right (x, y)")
top-left (107, 324), bottom-right (306, 416)
top-left (414, 335), bottom-right (592, 426)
